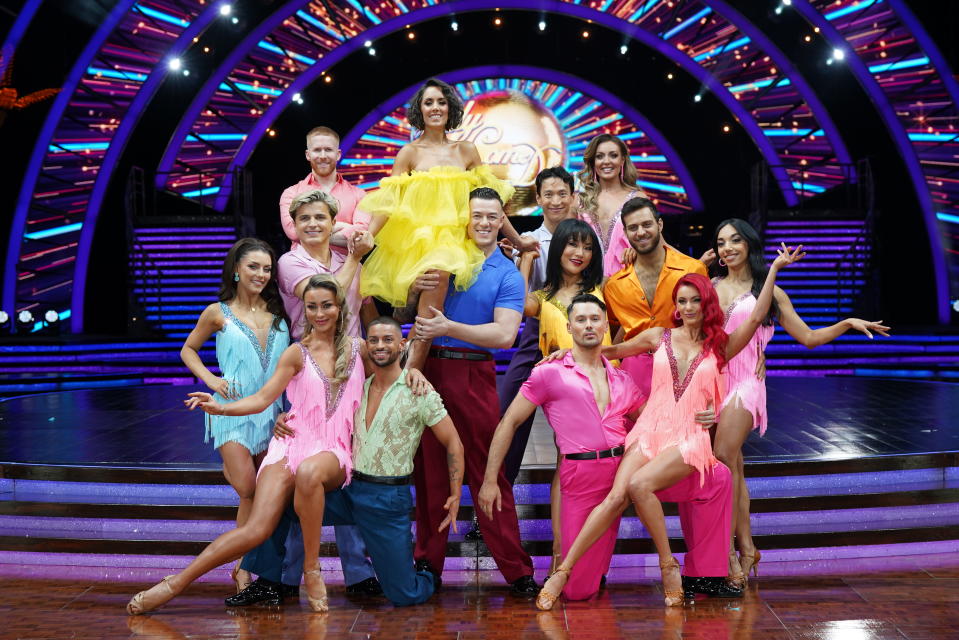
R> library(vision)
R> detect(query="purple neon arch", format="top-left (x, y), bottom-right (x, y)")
top-left (2, 0), bottom-right (136, 331)
top-left (159, 0), bottom-right (802, 212)
top-left (336, 64), bottom-right (704, 211)
top-left (155, 0), bottom-right (305, 191)
top-left (70, 4), bottom-right (222, 333)
top-left (792, 0), bottom-right (948, 323)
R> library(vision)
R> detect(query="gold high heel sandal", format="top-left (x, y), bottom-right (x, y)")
top-left (659, 557), bottom-right (684, 607)
top-left (739, 549), bottom-right (761, 585)
top-left (726, 550), bottom-right (745, 589)
top-left (126, 575), bottom-right (176, 615)
top-left (535, 568), bottom-right (570, 611)
top-left (304, 568), bottom-right (328, 613)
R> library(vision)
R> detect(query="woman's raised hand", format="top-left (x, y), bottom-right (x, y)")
top-left (846, 319), bottom-right (891, 339)
top-left (185, 391), bottom-right (225, 415)
top-left (772, 242), bottom-right (805, 271)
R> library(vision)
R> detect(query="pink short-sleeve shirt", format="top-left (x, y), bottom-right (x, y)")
top-left (521, 351), bottom-right (645, 455)
top-left (277, 244), bottom-right (364, 340)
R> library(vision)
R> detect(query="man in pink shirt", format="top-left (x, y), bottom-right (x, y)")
top-left (279, 126), bottom-right (370, 252)
top-left (478, 293), bottom-right (643, 601)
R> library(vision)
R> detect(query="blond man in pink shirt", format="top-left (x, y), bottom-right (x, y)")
top-left (279, 126), bottom-right (371, 252)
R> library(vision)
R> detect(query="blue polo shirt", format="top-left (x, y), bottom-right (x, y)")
top-left (434, 248), bottom-right (525, 353)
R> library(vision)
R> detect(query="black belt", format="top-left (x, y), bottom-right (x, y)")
top-left (429, 348), bottom-right (492, 361)
top-left (353, 470), bottom-right (411, 485)
top-left (564, 445), bottom-right (625, 461)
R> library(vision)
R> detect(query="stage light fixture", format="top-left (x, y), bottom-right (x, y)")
top-left (832, 48), bottom-right (845, 61)
top-left (693, 93), bottom-right (702, 103)
top-left (667, 72), bottom-right (674, 80)
top-left (16, 309), bottom-right (34, 332)
top-left (182, 69), bottom-right (190, 76)
top-left (451, 20), bottom-right (459, 31)
top-left (293, 92), bottom-right (304, 104)
top-left (44, 309), bottom-right (59, 324)
top-left (368, 48), bottom-right (376, 56)
top-left (493, 17), bottom-right (502, 26)
top-left (219, 4), bottom-right (232, 16)
top-left (953, 299), bottom-right (959, 313)
top-left (782, 0), bottom-right (792, 5)
top-left (364, 40), bottom-right (372, 47)
top-left (538, 20), bottom-right (546, 31)
top-left (231, 16), bottom-right (238, 24)
top-left (620, 45), bottom-right (628, 55)
top-left (0, 311), bottom-right (9, 330)
top-left (168, 58), bottom-right (182, 71)
top-left (582, 30), bottom-right (590, 38)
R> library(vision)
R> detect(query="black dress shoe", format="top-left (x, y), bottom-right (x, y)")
top-left (681, 576), bottom-right (743, 599)
top-left (415, 559), bottom-right (442, 593)
top-left (464, 514), bottom-right (483, 541)
top-left (510, 575), bottom-right (539, 596)
top-left (346, 577), bottom-right (383, 596)
top-left (225, 578), bottom-right (283, 607)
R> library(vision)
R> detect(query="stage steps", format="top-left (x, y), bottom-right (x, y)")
top-left (129, 225), bottom-right (237, 339)
top-left (1, 455), bottom-right (957, 566)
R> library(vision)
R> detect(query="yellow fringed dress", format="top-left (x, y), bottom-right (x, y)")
top-left (359, 165), bottom-right (514, 307)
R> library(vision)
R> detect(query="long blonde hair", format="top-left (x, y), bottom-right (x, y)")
top-left (301, 274), bottom-right (353, 384)
top-left (576, 133), bottom-right (644, 215)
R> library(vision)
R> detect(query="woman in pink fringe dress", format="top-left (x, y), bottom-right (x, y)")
top-left (711, 218), bottom-right (889, 587)
top-left (535, 244), bottom-right (805, 609)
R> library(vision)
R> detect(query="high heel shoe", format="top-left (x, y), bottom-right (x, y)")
top-left (535, 568), bottom-right (570, 611)
top-left (726, 550), bottom-right (745, 590)
top-left (304, 568), bottom-right (328, 613)
top-left (126, 575), bottom-right (177, 615)
top-left (547, 553), bottom-right (562, 578)
top-left (659, 557), bottom-right (684, 607)
top-left (739, 549), bottom-right (761, 585)
top-left (231, 562), bottom-right (251, 593)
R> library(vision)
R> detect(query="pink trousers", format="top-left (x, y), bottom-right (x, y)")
top-left (559, 456), bottom-right (620, 600)
top-left (655, 463), bottom-right (732, 577)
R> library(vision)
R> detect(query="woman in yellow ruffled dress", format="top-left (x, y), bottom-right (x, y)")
top-left (361, 78), bottom-right (537, 368)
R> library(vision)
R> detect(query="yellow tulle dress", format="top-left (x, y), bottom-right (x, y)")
top-left (359, 165), bottom-right (514, 307)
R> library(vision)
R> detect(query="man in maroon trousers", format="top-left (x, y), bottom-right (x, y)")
top-left (412, 187), bottom-right (538, 595)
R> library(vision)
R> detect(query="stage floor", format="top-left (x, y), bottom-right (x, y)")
top-left (4, 559), bottom-right (959, 640)
top-left (1, 377), bottom-right (957, 467)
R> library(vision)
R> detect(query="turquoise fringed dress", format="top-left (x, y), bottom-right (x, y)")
top-left (206, 302), bottom-right (289, 455)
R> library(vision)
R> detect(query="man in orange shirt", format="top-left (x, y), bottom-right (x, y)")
top-left (603, 197), bottom-right (707, 398)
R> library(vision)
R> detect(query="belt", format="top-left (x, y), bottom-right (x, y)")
top-left (352, 470), bottom-right (411, 485)
top-left (429, 348), bottom-right (492, 361)
top-left (564, 445), bottom-right (625, 461)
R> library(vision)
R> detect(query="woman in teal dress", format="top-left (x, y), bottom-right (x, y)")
top-left (180, 237), bottom-right (289, 591)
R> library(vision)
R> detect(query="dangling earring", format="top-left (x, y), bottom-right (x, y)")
top-left (593, 170), bottom-right (599, 184)
top-left (233, 272), bottom-right (240, 282)
top-left (620, 164), bottom-right (625, 182)
top-left (718, 258), bottom-right (727, 268)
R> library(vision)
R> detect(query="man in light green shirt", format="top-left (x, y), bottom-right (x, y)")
top-left (323, 316), bottom-right (464, 605)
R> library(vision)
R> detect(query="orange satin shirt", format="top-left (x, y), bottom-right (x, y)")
top-left (603, 246), bottom-right (708, 339)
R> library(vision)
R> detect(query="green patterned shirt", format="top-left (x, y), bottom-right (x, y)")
top-left (352, 369), bottom-right (448, 476)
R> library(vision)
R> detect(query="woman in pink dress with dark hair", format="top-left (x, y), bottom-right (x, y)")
top-left (535, 245), bottom-right (805, 610)
top-left (127, 275), bottom-right (378, 615)
top-left (710, 218), bottom-right (890, 587)
top-left (575, 133), bottom-right (646, 276)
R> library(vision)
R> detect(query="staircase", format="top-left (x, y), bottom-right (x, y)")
top-left (129, 225), bottom-right (238, 339)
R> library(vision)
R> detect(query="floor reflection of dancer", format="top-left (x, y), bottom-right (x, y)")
top-left (534, 244), bottom-right (804, 609)
top-left (359, 78), bottom-right (536, 370)
top-left (710, 219), bottom-right (890, 586)
top-left (576, 133), bottom-right (646, 276)
top-left (179, 238), bottom-right (289, 593)
top-left (127, 276), bottom-right (420, 614)
top-left (480, 294), bottom-right (645, 602)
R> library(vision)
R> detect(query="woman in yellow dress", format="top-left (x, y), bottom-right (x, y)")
top-left (361, 78), bottom-right (536, 369)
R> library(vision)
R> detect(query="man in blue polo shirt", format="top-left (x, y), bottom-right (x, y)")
top-left (413, 187), bottom-right (538, 596)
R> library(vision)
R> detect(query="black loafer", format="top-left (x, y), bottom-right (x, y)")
top-left (510, 575), bottom-right (539, 596)
top-left (346, 577), bottom-right (383, 596)
top-left (225, 578), bottom-right (283, 607)
top-left (415, 559), bottom-right (443, 593)
top-left (681, 576), bottom-right (743, 599)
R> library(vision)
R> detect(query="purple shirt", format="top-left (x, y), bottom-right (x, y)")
top-left (277, 244), bottom-right (364, 340)
top-left (521, 351), bottom-right (644, 455)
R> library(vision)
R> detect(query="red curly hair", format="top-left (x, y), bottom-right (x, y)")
top-left (671, 273), bottom-right (729, 372)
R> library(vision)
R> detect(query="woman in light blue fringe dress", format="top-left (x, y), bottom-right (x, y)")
top-left (180, 238), bottom-right (289, 592)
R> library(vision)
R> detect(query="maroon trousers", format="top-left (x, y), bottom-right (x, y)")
top-left (414, 355), bottom-right (534, 583)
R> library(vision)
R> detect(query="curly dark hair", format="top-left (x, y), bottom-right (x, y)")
top-left (407, 78), bottom-right (464, 131)
top-left (218, 238), bottom-right (286, 330)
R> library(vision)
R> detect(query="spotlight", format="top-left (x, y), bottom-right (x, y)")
top-left (168, 57), bottom-right (182, 71)
top-left (219, 3), bottom-right (232, 16)
top-left (451, 20), bottom-right (459, 31)
top-left (182, 69), bottom-right (190, 76)
top-left (782, 0), bottom-right (792, 5)
top-left (368, 48), bottom-right (376, 56)
top-left (364, 40), bottom-right (372, 47)
top-left (582, 30), bottom-right (590, 38)
top-left (774, 6), bottom-right (782, 14)
top-left (0, 310), bottom-right (9, 331)
top-left (832, 48), bottom-right (845, 61)
top-left (231, 16), bottom-right (238, 24)
top-left (722, 124), bottom-right (731, 133)
top-left (620, 45), bottom-right (628, 55)
top-left (16, 309), bottom-right (34, 332)
top-left (293, 92), bottom-right (304, 104)
top-left (493, 17), bottom-right (502, 26)
top-left (667, 72), bottom-right (674, 80)
top-left (538, 20), bottom-right (546, 31)
top-left (407, 31), bottom-right (415, 40)
top-left (953, 299), bottom-right (959, 313)
top-left (693, 93), bottom-right (702, 103)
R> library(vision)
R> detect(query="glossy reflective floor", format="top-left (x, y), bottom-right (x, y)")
top-left (3, 557), bottom-right (959, 640)
top-left (3, 377), bottom-right (958, 466)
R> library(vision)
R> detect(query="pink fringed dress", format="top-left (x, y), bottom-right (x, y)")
top-left (625, 329), bottom-right (726, 482)
top-left (259, 339), bottom-right (364, 480)
top-left (720, 288), bottom-right (775, 436)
